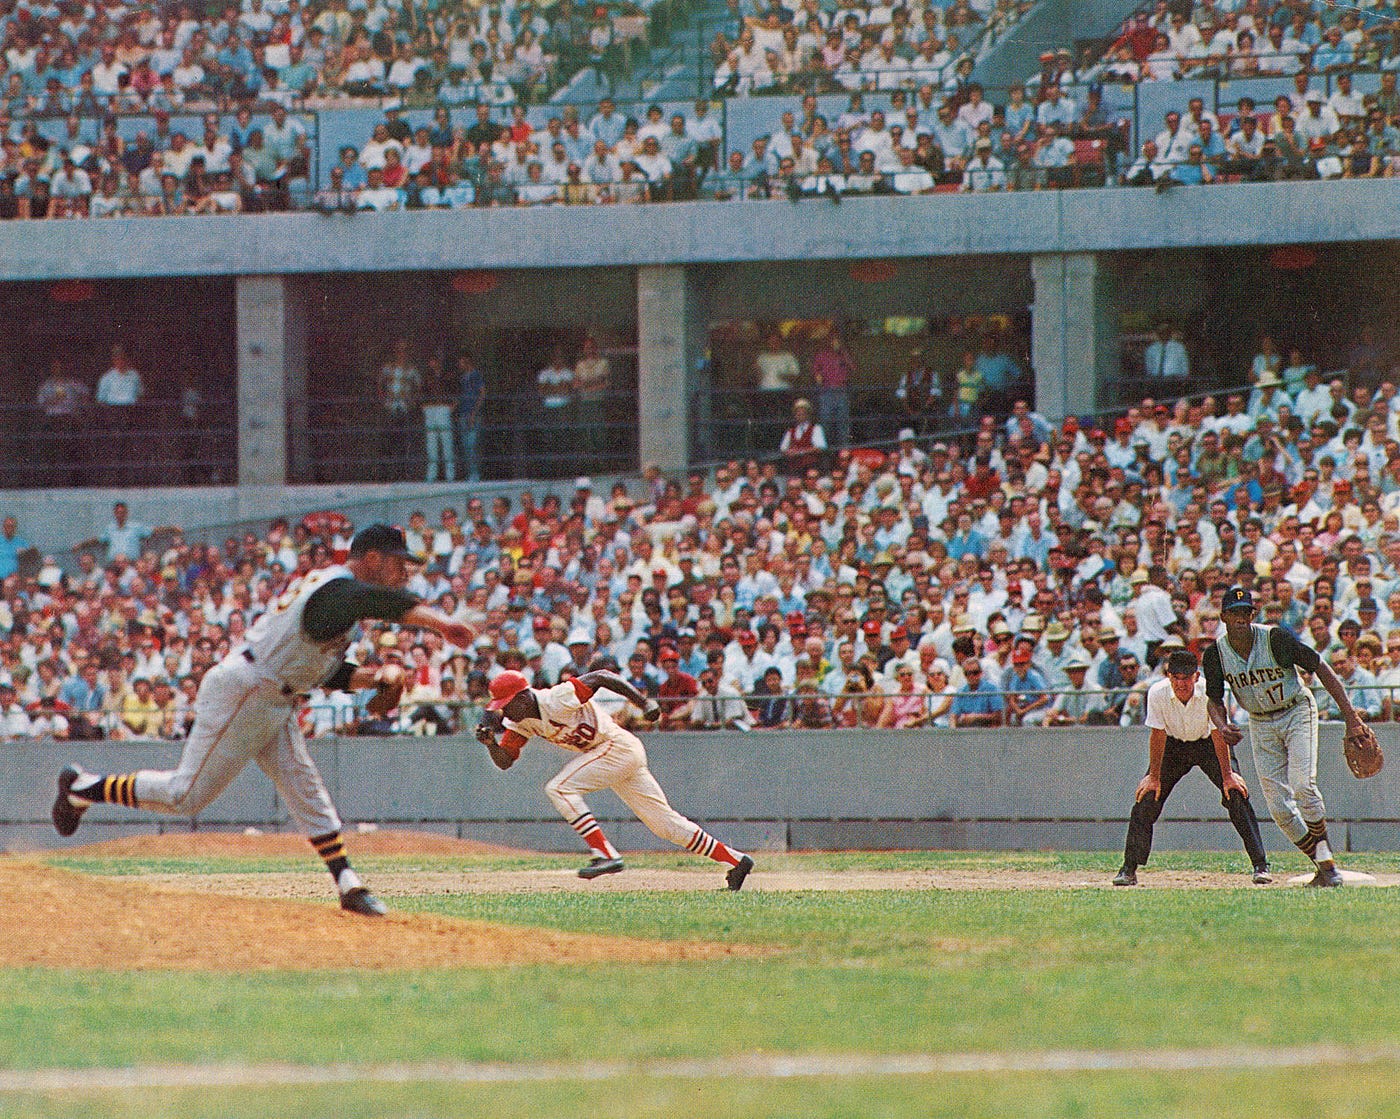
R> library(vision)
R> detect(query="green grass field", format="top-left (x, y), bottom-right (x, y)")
top-left (7, 849), bottom-right (1400, 1118)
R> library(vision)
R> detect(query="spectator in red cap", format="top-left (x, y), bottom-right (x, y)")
top-left (880, 624), bottom-right (915, 678)
top-left (1003, 638), bottom-right (1051, 725)
top-left (655, 644), bottom-right (699, 730)
top-left (725, 626), bottom-right (760, 693)
top-left (860, 617), bottom-right (884, 659)
top-left (1101, 416), bottom-right (1134, 469)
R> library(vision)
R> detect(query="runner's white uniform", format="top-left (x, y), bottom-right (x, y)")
top-left (1209, 622), bottom-right (1323, 847)
top-left (131, 566), bottom-right (356, 833)
top-left (503, 678), bottom-right (722, 855)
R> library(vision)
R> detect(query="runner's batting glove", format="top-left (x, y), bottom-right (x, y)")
top-left (475, 710), bottom-right (504, 746)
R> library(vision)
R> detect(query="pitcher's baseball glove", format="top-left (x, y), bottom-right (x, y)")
top-left (1344, 725), bottom-right (1384, 779)
top-left (366, 666), bottom-right (405, 717)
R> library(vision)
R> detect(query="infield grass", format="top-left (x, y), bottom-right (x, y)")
top-left (7, 850), bottom-right (1400, 1118)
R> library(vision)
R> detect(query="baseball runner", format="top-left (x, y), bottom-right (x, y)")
top-left (1203, 586), bottom-right (1364, 887)
top-left (51, 524), bottom-right (472, 916)
top-left (1112, 648), bottom-right (1270, 886)
top-left (475, 669), bottom-right (755, 889)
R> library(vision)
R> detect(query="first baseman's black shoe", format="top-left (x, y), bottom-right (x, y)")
top-left (726, 855), bottom-right (755, 892)
top-left (52, 764), bottom-right (88, 838)
top-left (578, 856), bottom-right (624, 880)
top-left (1306, 863), bottom-right (1344, 888)
top-left (1111, 866), bottom-right (1137, 887)
top-left (340, 887), bottom-right (387, 916)
top-left (1251, 864), bottom-right (1274, 885)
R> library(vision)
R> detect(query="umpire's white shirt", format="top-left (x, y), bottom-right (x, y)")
top-left (1145, 677), bottom-right (1211, 741)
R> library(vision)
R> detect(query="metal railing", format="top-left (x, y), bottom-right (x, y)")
top-left (40, 678), bottom-right (1389, 744)
top-left (294, 387), bottom-right (640, 484)
top-left (0, 401), bottom-right (236, 489)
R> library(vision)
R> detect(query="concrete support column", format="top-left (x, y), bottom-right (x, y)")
top-left (636, 264), bottom-right (700, 474)
top-left (235, 275), bottom-right (307, 486)
top-left (1031, 252), bottom-right (1119, 422)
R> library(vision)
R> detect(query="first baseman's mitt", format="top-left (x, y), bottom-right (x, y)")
top-left (1344, 725), bottom-right (1384, 779)
top-left (366, 666), bottom-right (405, 717)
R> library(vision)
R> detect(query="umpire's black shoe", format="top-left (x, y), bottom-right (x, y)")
top-left (1252, 864), bottom-right (1274, 885)
top-left (52, 764), bottom-right (88, 838)
top-left (1111, 866), bottom-right (1137, 887)
top-left (578, 856), bottom-right (625, 880)
top-left (340, 887), bottom-right (387, 916)
top-left (1306, 862), bottom-right (1344, 888)
top-left (726, 855), bottom-right (755, 892)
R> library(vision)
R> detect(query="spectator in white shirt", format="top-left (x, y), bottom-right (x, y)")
top-left (955, 82), bottom-right (993, 132)
top-left (1143, 322), bottom-right (1189, 380)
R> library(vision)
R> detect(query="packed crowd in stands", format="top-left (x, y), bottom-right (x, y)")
top-left (707, 0), bottom-right (1027, 96)
top-left (0, 0), bottom-right (625, 117)
top-left (1086, 0), bottom-right (1400, 85)
top-left (5, 0), bottom-right (1400, 214)
top-left (3, 327), bottom-right (1400, 741)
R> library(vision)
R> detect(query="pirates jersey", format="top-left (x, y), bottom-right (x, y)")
top-left (241, 566), bottom-right (357, 694)
top-left (1205, 623), bottom-right (1319, 716)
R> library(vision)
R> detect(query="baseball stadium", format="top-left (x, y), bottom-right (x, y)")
top-left (5, 0), bottom-right (1400, 1114)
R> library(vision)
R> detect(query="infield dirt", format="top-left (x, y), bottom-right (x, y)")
top-left (0, 831), bottom-right (755, 971)
top-left (11, 831), bottom-right (1398, 972)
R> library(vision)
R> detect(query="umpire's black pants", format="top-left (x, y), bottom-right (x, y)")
top-left (1123, 735), bottom-right (1267, 870)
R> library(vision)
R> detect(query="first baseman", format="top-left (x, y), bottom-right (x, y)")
top-left (1113, 648), bottom-right (1270, 887)
top-left (51, 524), bottom-right (472, 915)
top-left (476, 668), bottom-right (755, 889)
top-left (1203, 586), bottom-right (1365, 887)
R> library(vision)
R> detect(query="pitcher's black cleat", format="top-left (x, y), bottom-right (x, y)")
top-left (52, 764), bottom-right (88, 838)
top-left (726, 855), bottom-right (755, 892)
top-left (1111, 866), bottom-right (1138, 887)
top-left (340, 887), bottom-right (387, 916)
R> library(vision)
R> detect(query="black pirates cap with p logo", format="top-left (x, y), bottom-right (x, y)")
top-left (348, 523), bottom-right (418, 560)
top-left (1221, 586), bottom-right (1255, 614)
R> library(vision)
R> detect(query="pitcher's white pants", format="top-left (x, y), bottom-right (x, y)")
top-left (132, 654), bottom-right (342, 835)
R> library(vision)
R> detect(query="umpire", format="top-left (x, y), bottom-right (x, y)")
top-left (1112, 649), bottom-right (1271, 886)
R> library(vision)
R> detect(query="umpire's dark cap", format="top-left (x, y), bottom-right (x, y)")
top-left (1221, 586), bottom-right (1254, 613)
top-left (349, 523), bottom-right (418, 561)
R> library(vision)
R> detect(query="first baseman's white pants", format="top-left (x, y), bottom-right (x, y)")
top-left (1247, 692), bottom-right (1325, 845)
top-left (132, 655), bottom-right (342, 835)
top-left (545, 735), bottom-right (701, 849)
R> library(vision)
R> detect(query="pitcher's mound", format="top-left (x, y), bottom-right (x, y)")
top-left (0, 860), bottom-right (747, 971)
top-left (1285, 868), bottom-right (1379, 887)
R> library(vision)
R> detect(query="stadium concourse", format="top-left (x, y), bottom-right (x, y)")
top-left (1, 355), bottom-right (1399, 742)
